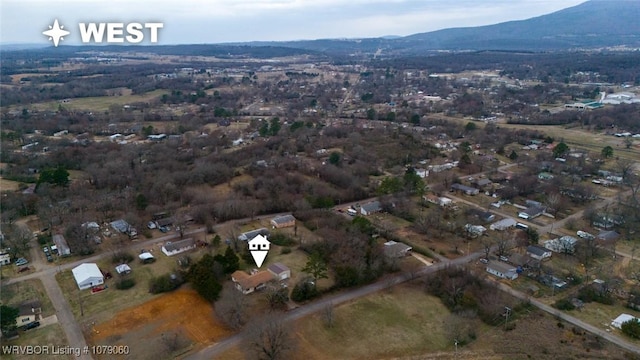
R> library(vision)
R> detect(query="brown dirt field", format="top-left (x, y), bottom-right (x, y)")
top-left (91, 289), bottom-right (230, 345)
top-left (0, 177), bottom-right (20, 191)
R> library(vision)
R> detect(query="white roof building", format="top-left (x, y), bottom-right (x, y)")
top-left (611, 313), bottom-right (636, 329)
top-left (115, 264), bottom-right (132, 274)
top-left (71, 263), bottom-right (104, 290)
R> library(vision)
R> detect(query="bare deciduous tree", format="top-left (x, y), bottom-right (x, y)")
top-left (322, 302), bottom-right (335, 328)
top-left (215, 283), bottom-right (247, 330)
top-left (244, 315), bottom-right (296, 360)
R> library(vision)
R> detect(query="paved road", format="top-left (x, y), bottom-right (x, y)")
top-left (185, 252), bottom-right (482, 359)
top-left (40, 272), bottom-right (93, 360)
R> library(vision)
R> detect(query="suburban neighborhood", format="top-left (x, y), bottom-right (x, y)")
top-left (2, 1), bottom-right (640, 359)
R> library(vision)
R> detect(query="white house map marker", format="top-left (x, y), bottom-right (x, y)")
top-left (248, 234), bottom-right (270, 268)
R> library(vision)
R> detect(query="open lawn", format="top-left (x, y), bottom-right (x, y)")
top-left (217, 282), bottom-right (453, 360)
top-left (1, 279), bottom-right (55, 318)
top-left (0, 324), bottom-right (72, 360)
top-left (0, 177), bottom-right (21, 192)
top-left (55, 243), bottom-right (214, 323)
top-left (15, 90), bottom-right (168, 112)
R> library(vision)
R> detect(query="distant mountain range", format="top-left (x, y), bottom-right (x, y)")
top-left (244, 0), bottom-right (640, 55)
top-left (3, 0), bottom-right (639, 57)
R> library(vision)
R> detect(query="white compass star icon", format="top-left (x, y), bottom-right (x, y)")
top-left (43, 19), bottom-right (70, 47)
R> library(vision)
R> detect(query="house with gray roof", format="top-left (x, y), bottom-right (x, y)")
top-left (360, 201), bottom-right (382, 216)
top-left (270, 215), bottom-right (296, 229)
top-left (486, 261), bottom-right (518, 280)
top-left (451, 183), bottom-right (479, 195)
top-left (526, 245), bottom-right (552, 261)
top-left (161, 238), bottom-right (196, 256)
top-left (238, 228), bottom-right (270, 242)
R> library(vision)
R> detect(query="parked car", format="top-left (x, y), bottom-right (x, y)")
top-left (18, 266), bottom-right (30, 273)
top-left (50, 245), bottom-right (58, 255)
top-left (499, 256), bottom-right (509, 262)
top-left (20, 321), bottom-right (40, 331)
top-left (15, 258), bottom-right (28, 266)
top-left (43, 246), bottom-right (50, 254)
top-left (46, 254), bottom-right (54, 262)
top-left (479, 258), bottom-right (489, 264)
top-left (159, 226), bottom-right (170, 233)
top-left (147, 221), bottom-right (157, 230)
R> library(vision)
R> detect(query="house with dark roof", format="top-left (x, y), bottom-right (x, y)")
top-left (270, 215), bottom-right (296, 229)
top-left (526, 245), bottom-right (552, 261)
top-left (468, 208), bottom-right (495, 223)
top-left (451, 183), bottom-right (479, 195)
top-left (238, 228), bottom-right (270, 241)
top-left (486, 261), bottom-right (518, 280)
top-left (161, 238), bottom-right (196, 256)
top-left (383, 241), bottom-right (413, 258)
top-left (518, 206), bottom-right (545, 220)
top-left (597, 230), bottom-right (620, 242)
top-left (267, 262), bottom-right (291, 281)
top-left (16, 299), bottom-right (41, 327)
top-left (360, 201), bottom-right (382, 216)
top-left (473, 178), bottom-right (493, 189)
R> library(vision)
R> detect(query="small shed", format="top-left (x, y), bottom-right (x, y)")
top-left (139, 252), bottom-right (155, 263)
top-left (115, 264), bottom-right (132, 275)
top-left (267, 262), bottom-right (291, 281)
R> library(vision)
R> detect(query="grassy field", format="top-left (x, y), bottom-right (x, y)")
top-left (217, 282), bottom-right (453, 360)
top-left (215, 279), bottom-right (635, 360)
top-left (1, 279), bottom-right (56, 317)
top-left (0, 324), bottom-right (73, 360)
top-left (55, 243), bottom-right (214, 323)
top-left (0, 177), bottom-right (21, 192)
top-left (14, 90), bottom-right (168, 112)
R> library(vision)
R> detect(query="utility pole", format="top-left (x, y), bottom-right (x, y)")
top-left (504, 306), bottom-right (511, 330)
top-left (454, 339), bottom-right (458, 358)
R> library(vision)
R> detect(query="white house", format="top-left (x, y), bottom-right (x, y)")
top-left (161, 238), bottom-right (196, 256)
top-left (486, 261), bottom-right (518, 280)
top-left (0, 251), bottom-right (10, 265)
top-left (526, 245), bottom-right (552, 261)
top-left (72, 263), bottom-right (104, 290)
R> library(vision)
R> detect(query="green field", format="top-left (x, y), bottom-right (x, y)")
top-left (13, 90), bottom-right (168, 112)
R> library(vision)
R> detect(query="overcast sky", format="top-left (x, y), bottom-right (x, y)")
top-left (1, 0), bottom-right (586, 45)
